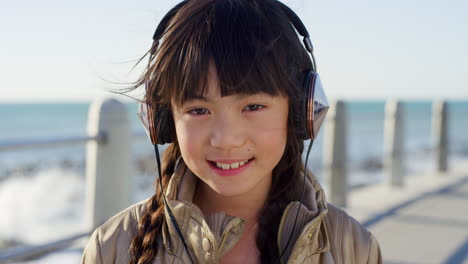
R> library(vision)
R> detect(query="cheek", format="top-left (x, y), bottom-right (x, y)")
top-left (174, 120), bottom-right (205, 162)
top-left (252, 111), bottom-right (288, 161)
top-left (261, 127), bottom-right (287, 154)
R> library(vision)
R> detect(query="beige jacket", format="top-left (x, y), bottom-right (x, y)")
top-left (81, 165), bottom-right (382, 263)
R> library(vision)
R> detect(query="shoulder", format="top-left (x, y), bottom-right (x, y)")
top-left (324, 203), bottom-right (370, 241)
top-left (80, 199), bottom-right (149, 264)
top-left (95, 198), bottom-right (148, 239)
top-left (323, 203), bottom-right (382, 264)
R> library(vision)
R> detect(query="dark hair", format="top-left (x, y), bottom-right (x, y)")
top-left (128, 0), bottom-right (312, 263)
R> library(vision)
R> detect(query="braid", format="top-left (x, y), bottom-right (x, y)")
top-left (128, 144), bottom-right (181, 264)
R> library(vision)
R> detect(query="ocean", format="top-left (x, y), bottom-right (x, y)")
top-left (0, 100), bottom-right (467, 259)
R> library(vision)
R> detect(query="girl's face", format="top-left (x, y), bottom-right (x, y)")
top-left (172, 64), bottom-right (289, 199)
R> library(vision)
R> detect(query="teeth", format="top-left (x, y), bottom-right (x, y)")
top-left (215, 159), bottom-right (250, 170)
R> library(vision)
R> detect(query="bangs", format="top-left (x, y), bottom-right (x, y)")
top-left (147, 0), bottom-right (308, 106)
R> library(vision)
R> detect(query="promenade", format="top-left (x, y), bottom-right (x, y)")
top-left (347, 159), bottom-right (468, 264)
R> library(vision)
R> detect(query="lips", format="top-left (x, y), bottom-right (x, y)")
top-left (208, 158), bottom-right (254, 168)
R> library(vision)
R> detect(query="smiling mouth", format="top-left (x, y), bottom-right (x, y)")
top-left (208, 158), bottom-right (255, 170)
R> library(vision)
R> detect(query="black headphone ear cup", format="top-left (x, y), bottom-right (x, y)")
top-left (297, 70), bottom-right (314, 140)
top-left (153, 104), bottom-right (175, 144)
top-left (140, 79), bottom-right (175, 145)
top-left (291, 95), bottom-right (306, 140)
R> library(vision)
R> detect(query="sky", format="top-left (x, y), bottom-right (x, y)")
top-left (1, 0), bottom-right (467, 102)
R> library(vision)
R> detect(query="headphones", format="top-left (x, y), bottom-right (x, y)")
top-left (136, 1), bottom-right (329, 263)
top-left (137, 0), bottom-right (329, 146)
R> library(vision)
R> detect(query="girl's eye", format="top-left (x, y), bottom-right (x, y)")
top-left (188, 108), bottom-right (209, 115)
top-left (244, 104), bottom-right (265, 112)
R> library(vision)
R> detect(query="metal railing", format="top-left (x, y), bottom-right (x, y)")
top-left (0, 134), bottom-right (106, 152)
top-left (0, 232), bottom-right (91, 263)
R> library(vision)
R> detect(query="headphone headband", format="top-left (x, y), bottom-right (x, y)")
top-left (151, 0), bottom-right (189, 53)
top-left (275, 1), bottom-right (314, 53)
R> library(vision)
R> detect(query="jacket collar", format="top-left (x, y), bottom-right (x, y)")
top-left (277, 171), bottom-right (330, 262)
top-left (160, 163), bottom-right (330, 263)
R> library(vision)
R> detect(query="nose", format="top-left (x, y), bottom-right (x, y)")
top-left (210, 113), bottom-right (246, 150)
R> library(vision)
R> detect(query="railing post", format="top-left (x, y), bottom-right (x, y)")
top-left (323, 100), bottom-right (347, 208)
top-left (433, 100), bottom-right (448, 172)
top-left (85, 98), bottom-right (132, 230)
top-left (384, 99), bottom-right (405, 187)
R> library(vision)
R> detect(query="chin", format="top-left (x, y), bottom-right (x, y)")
top-left (206, 181), bottom-right (251, 197)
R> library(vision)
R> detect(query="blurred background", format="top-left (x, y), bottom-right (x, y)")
top-left (1, 0), bottom-right (467, 263)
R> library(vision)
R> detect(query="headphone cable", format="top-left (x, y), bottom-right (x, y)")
top-left (153, 145), bottom-right (195, 264)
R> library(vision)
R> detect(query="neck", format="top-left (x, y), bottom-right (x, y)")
top-left (193, 178), bottom-right (271, 224)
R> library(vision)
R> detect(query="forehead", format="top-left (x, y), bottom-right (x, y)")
top-left (177, 76), bottom-right (278, 107)
top-left (175, 61), bottom-right (284, 105)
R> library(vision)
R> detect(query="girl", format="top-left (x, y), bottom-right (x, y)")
top-left (81, 0), bottom-right (381, 263)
